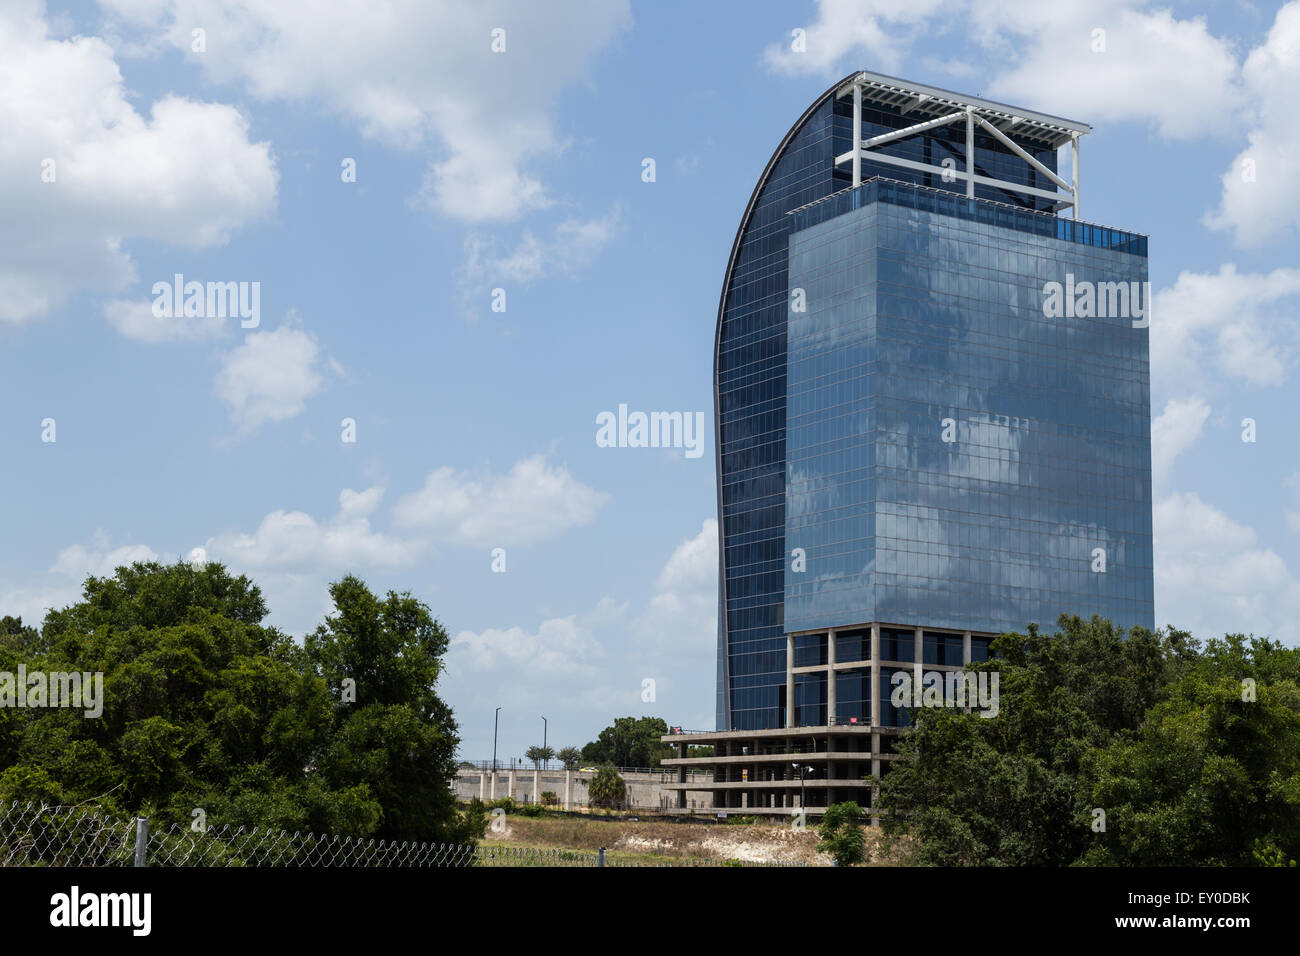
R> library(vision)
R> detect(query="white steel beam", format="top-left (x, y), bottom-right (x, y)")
top-left (1071, 134), bottom-right (1080, 220)
top-left (898, 93), bottom-right (931, 113)
top-left (862, 110), bottom-right (966, 150)
top-left (833, 109), bottom-right (968, 168)
top-left (829, 72), bottom-right (1088, 216)
top-left (852, 83), bottom-right (862, 187)
top-left (973, 114), bottom-right (1071, 191)
top-left (965, 108), bottom-right (975, 199)
top-left (833, 149), bottom-right (1071, 205)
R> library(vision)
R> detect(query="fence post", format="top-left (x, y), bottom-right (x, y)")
top-left (597, 847), bottom-right (606, 867)
top-left (133, 817), bottom-right (149, 867)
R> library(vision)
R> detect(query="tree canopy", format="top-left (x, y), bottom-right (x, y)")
top-left (0, 561), bottom-right (482, 845)
top-left (879, 615), bottom-right (1300, 866)
top-left (579, 716), bottom-right (673, 768)
top-left (524, 745), bottom-right (555, 769)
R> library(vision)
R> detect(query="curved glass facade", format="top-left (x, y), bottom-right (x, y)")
top-left (715, 82), bottom-right (844, 732)
top-left (714, 77), bottom-right (1144, 732)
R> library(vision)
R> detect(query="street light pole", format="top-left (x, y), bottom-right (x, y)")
top-left (493, 706), bottom-right (501, 774)
top-left (541, 716), bottom-right (548, 770)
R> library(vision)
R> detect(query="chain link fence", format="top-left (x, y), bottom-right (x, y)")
top-left (0, 802), bottom-right (805, 867)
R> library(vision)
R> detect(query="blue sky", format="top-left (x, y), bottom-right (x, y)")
top-left (2, 0), bottom-right (1298, 760)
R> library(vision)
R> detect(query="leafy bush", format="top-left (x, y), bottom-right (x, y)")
top-left (587, 766), bottom-right (626, 808)
top-left (817, 802), bottom-right (867, 866)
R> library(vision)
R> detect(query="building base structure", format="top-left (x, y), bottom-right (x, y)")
top-left (665, 620), bottom-right (996, 820)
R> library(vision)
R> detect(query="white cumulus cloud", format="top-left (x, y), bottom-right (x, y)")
top-left (1151, 265), bottom-right (1300, 393)
top-left (50, 532), bottom-right (161, 579)
top-left (1206, 2), bottom-right (1300, 247)
top-left (0, 1), bottom-right (277, 324)
top-left (392, 454), bottom-right (609, 548)
top-left (1150, 397), bottom-right (1210, 488)
top-left (207, 487), bottom-right (424, 571)
top-left (445, 519), bottom-right (720, 744)
top-left (631, 519), bottom-right (719, 658)
top-left (102, 297), bottom-right (226, 343)
top-left (1155, 492), bottom-right (1300, 644)
top-left (762, 1), bottom-right (1246, 141)
top-left (213, 319), bottom-right (332, 436)
top-left (100, 0), bottom-right (631, 224)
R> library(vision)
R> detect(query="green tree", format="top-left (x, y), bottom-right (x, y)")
top-left (879, 616), bottom-right (1300, 867)
top-left (304, 574), bottom-right (480, 843)
top-left (879, 616), bottom-right (1187, 865)
top-left (2, 561), bottom-right (340, 830)
top-left (0, 616), bottom-right (40, 655)
top-left (1079, 635), bottom-right (1300, 866)
top-left (817, 802), bottom-right (867, 866)
top-left (587, 766), bottom-right (625, 808)
top-left (0, 561), bottom-right (483, 846)
top-left (525, 745), bottom-right (555, 769)
top-left (556, 746), bottom-right (581, 770)
top-left (580, 717), bottom-right (673, 768)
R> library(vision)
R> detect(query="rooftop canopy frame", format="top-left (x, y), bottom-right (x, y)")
top-left (835, 70), bottom-right (1090, 218)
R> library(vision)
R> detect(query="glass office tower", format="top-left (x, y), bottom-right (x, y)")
top-left (714, 72), bottom-right (1153, 732)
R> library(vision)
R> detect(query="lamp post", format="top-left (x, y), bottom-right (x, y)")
top-left (541, 716), bottom-right (548, 770)
top-left (792, 762), bottom-right (808, 811)
top-left (493, 706), bottom-right (501, 774)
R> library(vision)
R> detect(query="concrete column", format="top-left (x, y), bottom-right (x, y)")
top-left (963, 630), bottom-right (972, 664)
top-left (564, 770), bottom-right (573, 810)
top-left (870, 623), bottom-right (881, 726)
top-left (826, 628), bottom-right (837, 726)
top-left (490, 771), bottom-right (497, 800)
top-left (508, 768), bottom-right (516, 801)
top-left (479, 773), bottom-right (487, 801)
top-left (533, 769), bottom-right (540, 806)
top-left (914, 626), bottom-right (924, 709)
top-left (871, 735), bottom-right (882, 828)
top-left (786, 632), bottom-right (796, 727)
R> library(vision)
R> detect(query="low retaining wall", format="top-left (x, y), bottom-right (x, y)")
top-left (455, 768), bottom-right (713, 811)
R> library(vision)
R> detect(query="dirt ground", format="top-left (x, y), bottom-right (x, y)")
top-left (481, 813), bottom-right (900, 865)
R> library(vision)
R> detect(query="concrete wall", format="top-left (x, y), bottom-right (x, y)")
top-left (455, 768), bottom-right (712, 811)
